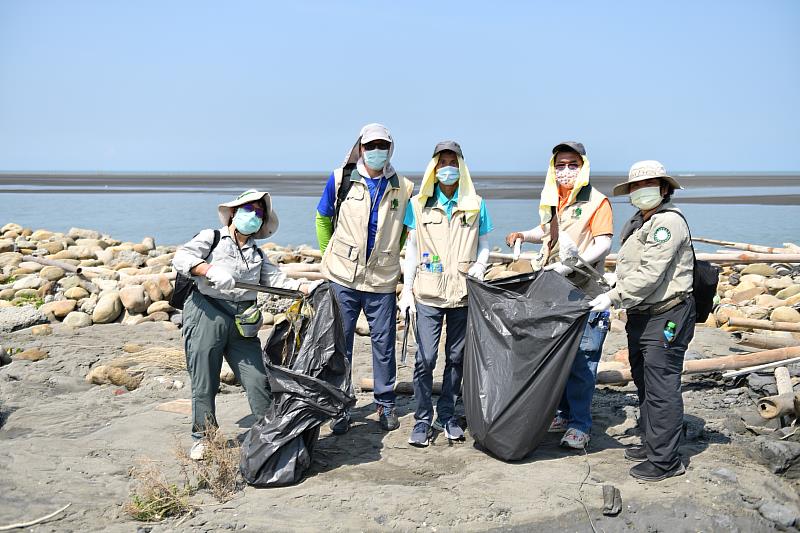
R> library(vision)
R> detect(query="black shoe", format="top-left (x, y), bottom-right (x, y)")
top-left (624, 445), bottom-right (648, 462)
top-left (330, 414), bottom-right (351, 435)
top-left (629, 460), bottom-right (685, 482)
top-left (377, 405), bottom-right (399, 431)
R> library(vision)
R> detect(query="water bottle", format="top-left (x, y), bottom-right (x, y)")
top-left (432, 255), bottom-right (442, 273)
top-left (422, 252), bottom-right (431, 272)
top-left (663, 321), bottom-right (676, 347)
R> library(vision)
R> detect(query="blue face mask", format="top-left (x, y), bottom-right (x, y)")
top-left (233, 209), bottom-right (263, 235)
top-left (363, 149), bottom-right (389, 171)
top-left (436, 166), bottom-right (460, 185)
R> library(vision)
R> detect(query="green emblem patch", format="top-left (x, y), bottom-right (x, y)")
top-left (653, 226), bottom-right (671, 243)
top-left (391, 198), bottom-right (399, 210)
top-left (572, 207), bottom-right (582, 219)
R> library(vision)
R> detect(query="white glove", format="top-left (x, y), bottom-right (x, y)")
top-left (602, 272), bottom-right (618, 287)
top-left (512, 239), bottom-right (522, 260)
top-left (205, 265), bottom-right (236, 291)
top-left (588, 292), bottom-right (612, 312)
top-left (544, 262), bottom-right (573, 276)
top-left (398, 290), bottom-right (416, 318)
top-left (467, 261), bottom-right (487, 280)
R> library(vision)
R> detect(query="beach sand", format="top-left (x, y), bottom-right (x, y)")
top-left (1, 319), bottom-right (797, 531)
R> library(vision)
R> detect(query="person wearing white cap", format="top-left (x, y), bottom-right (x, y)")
top-left (315, 123), bottom-right (414, 433)
top-left (589, 160), bottom-right (695, 482)
top-left (505, 142), bottom-right (613, 451)
top-left (399, 141), bottom-right (493, 447)
top-left (173, 189), bottom-right (318, 460)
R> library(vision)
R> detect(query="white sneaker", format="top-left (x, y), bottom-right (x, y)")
top-left (560, 428), bottom-right (590, 449)
top-left (190, 440), bottom-right (207, 461)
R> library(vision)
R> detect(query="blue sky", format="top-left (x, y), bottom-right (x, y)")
top-left (0, 0), bottom-right (798, 173)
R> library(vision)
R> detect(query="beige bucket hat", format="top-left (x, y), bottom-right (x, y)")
top-left (612, 160), bottom-right (683, 196)
top-left (218, 189), bottom-right (279, 239)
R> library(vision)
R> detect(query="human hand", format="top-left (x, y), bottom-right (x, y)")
top-left (301, 279), bottom-right (324, 295)
top-left (398, 290), bottom-right (416, 318)
top-left (505, 232), bottom-right (524, 247)
top-left (467, 261), bottom-right (487, 280)
top-left (205, 265), bottom-right (236, 291)
top-left (588, 293), bottom-right (612, 312)
top-left (602, 272), bottom-right (618, 287)
top-left (544, 262), bottom-right (573, 276)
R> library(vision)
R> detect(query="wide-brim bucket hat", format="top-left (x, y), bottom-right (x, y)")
top-left (218, 189), bottom-right (279, 239)
top-left (612, 160), bottom-right (683, 196)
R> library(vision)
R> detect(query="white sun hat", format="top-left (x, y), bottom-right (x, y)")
top-left (218, 189), bottom-right (279, 239)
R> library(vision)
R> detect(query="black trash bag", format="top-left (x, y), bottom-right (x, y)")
top-left (463, 270), bottom-right (591, 461)
top-left (240, 282), bottom-right (356, 487)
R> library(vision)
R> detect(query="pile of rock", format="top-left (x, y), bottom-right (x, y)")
top-left (0, 223), bottom-right (180, 329)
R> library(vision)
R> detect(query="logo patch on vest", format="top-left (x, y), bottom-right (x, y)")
top-left (391, 198), bottom-right (399, 210)
top-left (572, 207), bottom-right (582, 219)
top-left (653, 227), bottom-right (671, 243)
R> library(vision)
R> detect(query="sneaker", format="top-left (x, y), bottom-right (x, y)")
top-left (624, 445), bottom-right (648, 462)
top-left (444, 418), bottom-right (465, 441)
top-left (377, 405), bottom-right (399, 431)
top-left (629, 460), bottom-right (685, 482)
top-left (408, 422), bottom-right (432, 447)
top-left (330, 413), bottom-right (351, 435)
top-left (431, 417), bottom-right (445, 432)
top-left (560, 428), bottom-right (590, 449)
top-left (548, 414), bottom-right (569, 433)
top-left (189, 440), bottom-right (207, 461)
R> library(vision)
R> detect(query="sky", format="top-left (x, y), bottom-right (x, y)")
top-left (0, 0), bottom-right (798, 173)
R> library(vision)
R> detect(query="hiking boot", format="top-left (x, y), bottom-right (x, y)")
top-left (377, 405), bottom-right (399, 431)
top-left (560, 428), bottom-right (590, 449)
top-left (189, 440), bottom-right (207, 461)
top-left (444, 418), bottom-right (465, 441)
top-left (408, 422), bottom-right (432, 447)
top-left (548, 414), bottom-right (568, 433)
top-left (624, 445), bottom-right (648, 462)
top-left (629, 460), bottom-right (685, 482)
top-left (329, 412), bottom-right (351, 435)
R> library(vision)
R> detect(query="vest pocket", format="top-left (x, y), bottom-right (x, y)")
top-left (415, 270), bottom-right (445, 300)
top-left (327, 238), bottom-right (360, 283)
top-left (368, 250), bottom-right (400, 287)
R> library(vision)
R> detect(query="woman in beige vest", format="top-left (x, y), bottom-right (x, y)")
top-left (399, 141), bottom-right (493, 447)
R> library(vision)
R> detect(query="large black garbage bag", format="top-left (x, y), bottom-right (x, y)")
top-left (463, 270), bottom-right (591, 461)
top-left (240, 282), bottom-right (356, 486)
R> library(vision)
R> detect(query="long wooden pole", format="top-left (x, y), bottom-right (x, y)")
top-left (486, 251), bottom-right (800, 265)
top-left (727, 317), bottom-right (800, 333)
top-left (691, 237), bottom-right (791, 254)
top-left (733, 332), bottom-right (800, 350)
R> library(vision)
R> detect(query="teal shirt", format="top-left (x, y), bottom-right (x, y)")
top-left (403, 185), bottom-right (493, 236)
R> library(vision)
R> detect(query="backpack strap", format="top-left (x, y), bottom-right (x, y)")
top-left (204, 229), bottom-right (221, 261)
top-left (331, 165), bottom-right (355, 231)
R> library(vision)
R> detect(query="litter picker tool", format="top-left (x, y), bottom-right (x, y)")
top-left (234, 282), bottom-right (304, 299)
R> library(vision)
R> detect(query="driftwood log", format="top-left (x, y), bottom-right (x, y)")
top-left (757, 366), bottom-right (798, 419)
top-left (733, 332), bottom-right (800, 350)
top-left (726, 317), bottom-right (800, 333)
top-left (691, 237), bottom-right (793, 254)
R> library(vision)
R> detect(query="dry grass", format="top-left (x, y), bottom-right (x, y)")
top-left (110, 346), bottom-right (188, 371)
top-left (176, 425), bottom-right (243, 502)
top-left (124, 459), bottom-right (192, 522)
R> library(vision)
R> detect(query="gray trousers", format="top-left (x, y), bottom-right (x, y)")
top-left (627, 297), bottom-right (696, 469)
top-left (182, 289), bottom-right (271, 438)
top-left (413, 303), bottom-right (468, 425)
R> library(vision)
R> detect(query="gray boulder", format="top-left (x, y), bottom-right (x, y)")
top-left (0, 305), bottom-right (47, 334)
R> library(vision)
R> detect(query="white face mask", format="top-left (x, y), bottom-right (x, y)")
top-left (555, 167), bottom-right (580, 189)
top-left (630, 186), bottom-right (663, 210)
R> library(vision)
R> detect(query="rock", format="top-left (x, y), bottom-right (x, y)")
top-left (79, 293), bottom-right (99, 314)
top-left (63, 311), bottom-right (93, 328)
top-left (68, 227), bottom-right (101, 240)
top-left (355, 316), bottom-right (370, 336)
top-left (94, 279), bottom-right (119, 292)
top-left (122, 311), bottom-right (147, 326)
top-left (123, 343), bottom-right (145, 353)
top-left (0, 239), bottom-right (14, 253)
top-left (742, 264), bottom-right (777, 276)
top-left (38, 241), bottom-right (65, 255)
top-left (30, 229), bottom-right (54, 241)
top-left (754, 294), bottom-right (786, 309)
top-left (710, 468), bottom-right (737, 483)
top-left (141, 236), bottom-right (156, 251)
top-left (30, 324), bottom-right (53, 336)
top-left (765, 277), bottom-right (793, 293)
top-left (750, 437), bottom-right (800, 477)
top-left (58, 276), bottom-right (83, 290)
top-left (38, 266), bottom-right (66, 281)
top-left (0, 306), bottom-right (47, 333)
top-left (758, 501), bottom-right (800, 529)
top-left (132, 243), bottom-right (151, 255)
top-left (92, 291), bottom-right (123, 324)
top-left (262, 312), bottom-right (275, 326)
top-left (170, 312), bottom-right (183, 326)
top-left (0, 300), bottom-right (12, 308)
top-left (161, 321), bottom-right (178, 331)
top-left (786, 293), bottom-right (800, 306)
top-left (715, 305), bottom-right (745, 323)
top-left (145, 253), bottom-right (174, 267)
top-left (777, 284), bottom-right (800, 300)
top-left (1, 223), bottom-right (23, 234)
top-left (0, 288), bottom-right (15, 300)
top-left (147, 311), bottom-right (170, 322)
top-left (40, 299), bottom-right (77, 318)
top-left (741, 306), bottom-right (769, 320)
top-left (64, 286), bottom-right (90, 300)
top-left (12, 276), bottom-right (42, 290)
top-left (109, 250), bottom-right (147, 269)
top-left (739, 275), bottom-right (766, 287)
top-left (158, 276), bottom-right (174, 300)
top-left (74, 238), bottom-right (108, 250)
top-left (146, 300), bottom-right (173, 315)
top-left (14, 348), bottom-right (49, 361)
top-left (49, 249), bottom-right (79, 261)
top-left (17, 261), bottom-right (43, 272)
top-left (119, 285), bottom-right (150, 313)
top-left (771, 306), bottom-right (800, 323)
top-left (85, 365), bottom-right (142, 390)
top-left (0, 252), bottom-right (24, 268)
top-left (0, 345), bottom-right (11, 366)
top-left (141, 279), bottom-right (163, 302)
top-left (730, 286), bottom-right (765, 304)
top-left (220, 360), bottom-right (236, 385)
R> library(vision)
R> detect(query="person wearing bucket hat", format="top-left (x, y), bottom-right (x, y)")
top-left (173, 189), bottom-right (319, 460)
top-left (504, 142), bottom-right (614, 451)
top-left (399, 141), bottom-right (493, 447)
top-left (315, 123), bottom-right (414, 434)
top-left (588, 160), bottom-right (695, 482)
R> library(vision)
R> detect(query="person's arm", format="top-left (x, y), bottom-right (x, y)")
top-left (316, 172), bottom-right (338, 253)
top-left (172, 229), bottom-right (215, 277)
top-left (580, 235), bottom-right (612, 264)
top-left (505, 225), bottom-right (545, 247)
top-left (316, 212), bottom-right (334, 254)
top-left (402, 230), bottom-right (418, 291)
top-left (259, 256), bottom-right (302, 292)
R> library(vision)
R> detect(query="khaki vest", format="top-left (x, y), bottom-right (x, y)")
top-left (411, 194), bottom-right (481, 308)
top-left (321, 167), bottom-right (414, 293)
top-left (533, 184), bottom-right (609, 274)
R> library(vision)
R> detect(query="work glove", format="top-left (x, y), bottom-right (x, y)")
top-left (301, 279), bottom-right (324, 295)
top-left (602, 272), bottom-right (618, 288)
top-left (467, 261), bottom-right (487, 280)
top-left (398, 290), bottom-right (416, 318)
top-left (544, 262), bottom-right (573, 276)
top-left (206, 265), bottom-right (236, 291)
top-left (588, 292), bottom-right (613, 312)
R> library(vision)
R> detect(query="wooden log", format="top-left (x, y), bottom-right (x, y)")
top-left (279, 263), bottom-right (322, 272)
top-left (726, 317), bottom-right (800, 333)
top-left (358, 377), bottom-right (440, 395)
top-left (757, 392), bottom-right (798, 419)
top-left (775, 366), bottom-right (793, 396)
top-left (692, 237), bottom-right (791, 254)
top-left (684, 346), bottom-right (800, 374)
top-left (118, 271), bottom-right (177, 287)
top-left (22, 255), bottom-right (80, 273)
top-left (283, 271), bottom-right (325, 281)
top-left (297, 249), bottom-right (323, 260)
top-left (733, 332), bottom-right (800, 350)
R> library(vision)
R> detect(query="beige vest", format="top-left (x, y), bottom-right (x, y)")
top-left (533, 185), bottom-right (609, 273)
top-left (321, 167), bottom-right (414, 293)
top-left (411, 193), bottom-right (481, 308)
